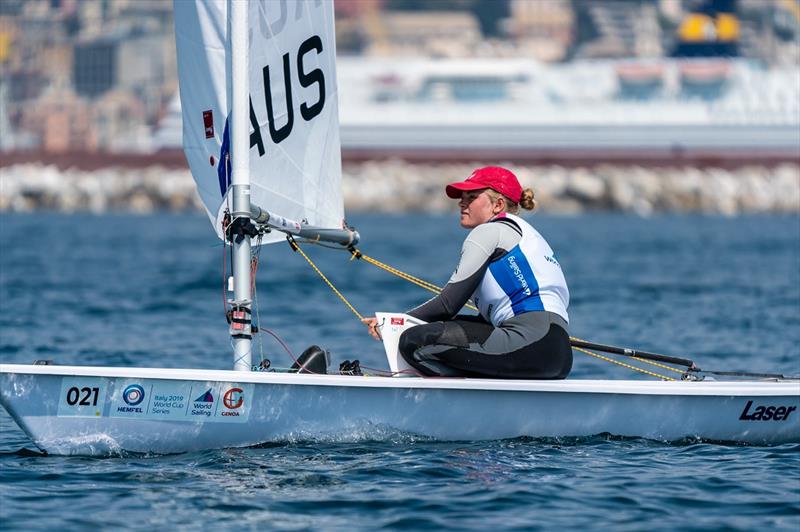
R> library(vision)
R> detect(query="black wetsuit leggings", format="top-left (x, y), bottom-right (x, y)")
top-left (398, 313), bottom-right (572, 379)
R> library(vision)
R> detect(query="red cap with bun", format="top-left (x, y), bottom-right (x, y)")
top-left (445, 166), bottom-right (523, 203)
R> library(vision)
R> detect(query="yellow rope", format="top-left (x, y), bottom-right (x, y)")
top-left (288, 237), bottom-right (364, 320)
top-left (293, 242), bottom-right (679, 381)
top-left (351, 249), bottom-right (683, 378)
top-left (569, 334), bottom-right (686, 376)
top-left (352, 250), bottom-right (478, 311)
top-left (572, 346), bottom-right (675, 381)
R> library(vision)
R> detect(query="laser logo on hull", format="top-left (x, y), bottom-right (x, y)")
top-left (739, 401), bottom-right (796, 421)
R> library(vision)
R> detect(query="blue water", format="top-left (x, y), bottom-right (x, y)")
top-left (1, 213), bottom-right (799, 530)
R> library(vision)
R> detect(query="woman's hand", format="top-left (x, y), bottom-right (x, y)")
top-left (361, 317), bottom-right (382, 341)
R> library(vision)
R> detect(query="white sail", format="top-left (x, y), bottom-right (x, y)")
top-left (174, 0), bottom-right (344, 243)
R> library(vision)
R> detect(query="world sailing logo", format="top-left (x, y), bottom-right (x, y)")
top-left (191, 388), bottom-right (215, 418)
top-left (194, 389), bottom-right (214, 403)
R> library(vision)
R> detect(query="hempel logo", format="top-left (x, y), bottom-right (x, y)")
top-left (117, 384), bottom-right (145, 414)
top-left (122, 384), bottom-right (145, 406)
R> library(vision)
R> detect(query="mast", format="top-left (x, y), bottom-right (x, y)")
top-left (229, 0), bottom-right (252, 372)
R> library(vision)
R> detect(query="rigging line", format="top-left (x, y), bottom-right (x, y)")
top-left (365, 257), bottom-right (447, 295)
top-left (261, 328), bottom-right (325, 376)
top-left (689, 368), bottom-right (799, 380)
top-left (570, 335), bottom-right (687, 375)
top-left (297, 239), bottom-right (352, 251)
top-left (221, 226), bottom-right (228, 318)
top-left (570, 337), bottom-right (695, 369)
top-left (352, 250), bottom-right (481, 310)
top-left (288, 236), bottom-right (364, 321)
top-left (349, 250), bottom-right (689, 373)
top-left (358, 365), bottom-right (426, 378)
top-left (230, 337), bottom-right (252, 368)
top-left (261, 327), bottom-right (300, 366)
top-left (252, 233), bottom-right (266, 364)
top-left (572, 346), bottom-right (676, 381)
top-left (352, 249), bottom-right (444, 292)
top-left (292, 242), bottom-right (674, 381)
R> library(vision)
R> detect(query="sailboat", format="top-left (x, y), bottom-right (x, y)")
top-left (1, 1), bottom-right (798, 456)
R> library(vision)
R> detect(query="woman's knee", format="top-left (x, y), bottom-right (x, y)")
top-left (399, 323), bottom-right (445, 363)
top-left (398, 328), bottom-right (417, 362)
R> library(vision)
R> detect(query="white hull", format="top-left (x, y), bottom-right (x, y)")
top-left (1, 364), bottom-right (798, 455)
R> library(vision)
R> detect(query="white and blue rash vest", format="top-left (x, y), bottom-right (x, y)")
top-left (473, 213), bottom-right (569, 325)
top-left (407, 213), bottom-right (569, 326)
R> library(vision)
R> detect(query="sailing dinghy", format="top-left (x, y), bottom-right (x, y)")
top-left (1, 1), bottom-right (798, 455)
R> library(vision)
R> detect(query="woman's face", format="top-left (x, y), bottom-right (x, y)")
top-left (458, 189), bottom-right (503, 228)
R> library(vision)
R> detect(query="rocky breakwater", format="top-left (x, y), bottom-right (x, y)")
top-left (342, 161), bottom-right (800, 215)
top-left (0, 164), bottom-right (202, 213)
top-left (1, 161), bottom-right (798, 215)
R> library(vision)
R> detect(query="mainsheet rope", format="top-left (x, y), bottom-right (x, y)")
top-left (287, 237), bottom-right (364, 321)
top-left (289, 237), bottom-right (678, 381)
top-left (348, 246), bottom-right (681, 380)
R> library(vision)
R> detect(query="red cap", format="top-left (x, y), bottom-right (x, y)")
top-left (445, 166), bottom-right (523, 203)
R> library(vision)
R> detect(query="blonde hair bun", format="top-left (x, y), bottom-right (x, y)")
top-left (520, 188), bottom-right (536, 211)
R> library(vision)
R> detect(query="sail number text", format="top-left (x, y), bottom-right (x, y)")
top-left (249, 35), bottom-right (326, 156)
top-left (65, 386), bottom-right (100, 407)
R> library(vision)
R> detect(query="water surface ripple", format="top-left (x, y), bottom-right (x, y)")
top-left (1, 213), bottom-right (799, 530)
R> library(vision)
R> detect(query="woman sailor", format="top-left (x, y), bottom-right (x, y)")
top-left (363, 166), bottom-right (572, 379)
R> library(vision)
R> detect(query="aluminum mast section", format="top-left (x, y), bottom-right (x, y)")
top-left (230, 1), bottom-right (252, 372)
top-left (250, 205), bottom-right (360, 247)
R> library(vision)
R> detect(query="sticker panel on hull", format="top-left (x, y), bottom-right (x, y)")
top-left (58, 378), bottom-right (253, 423)
top-left (57, 377), bottom-right (108, 418)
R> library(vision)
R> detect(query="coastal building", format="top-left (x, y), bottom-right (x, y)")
top-left (20, 87), bottom-right (96, 153)
top-left (506, 0), bottom-right (574, 62)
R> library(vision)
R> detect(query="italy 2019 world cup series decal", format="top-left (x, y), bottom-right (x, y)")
top-left (57, 378), bottom-right (253, 423)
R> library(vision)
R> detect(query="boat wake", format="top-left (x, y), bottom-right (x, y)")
top-left (248, 421), bottom-right (434, 447)
top-left (251, 431), bottom-right (771, 450)
top-left (35, 432), bottom-right (124, 457)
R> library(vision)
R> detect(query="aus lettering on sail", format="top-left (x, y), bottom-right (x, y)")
top-left (247, 34), bottom-right (326, 156)
top-left (175, 0), bottom-right (344, 243)
top-left (222, 0), bottom-right (330, 193)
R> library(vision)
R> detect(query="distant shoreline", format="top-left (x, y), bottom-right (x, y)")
top-left (2, 159), bottom-right (798, 215)
top-left (1, 148), bottom-right (798, 171)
